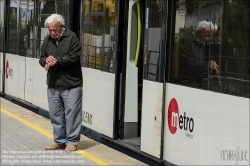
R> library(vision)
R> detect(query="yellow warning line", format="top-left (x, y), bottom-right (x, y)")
top-left (0, 108), bottom-right (110, 166)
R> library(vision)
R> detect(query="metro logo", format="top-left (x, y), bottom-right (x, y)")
top-left (167, 98), bottom-right (179, 134)
top-left (171, 111), bottom-right (178, 129)
top-left (5, 60), bottom-right (13, 79)
top-left (167, 98), bottom-right (194, 134)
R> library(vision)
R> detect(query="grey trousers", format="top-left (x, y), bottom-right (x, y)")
top-left (47, 87), bottom-right (82, 146)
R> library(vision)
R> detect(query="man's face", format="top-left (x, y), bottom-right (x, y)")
top-left (47, 21), bottom-right (62, 39)
top-left (200, 27), bottom-right (214, 43)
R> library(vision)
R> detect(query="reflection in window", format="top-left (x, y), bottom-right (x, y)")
top-left (26, 0), bottom-right (35, 57)
top-left (33, 0), bottom-right (66, 58)
top-left (144, 0), bottom-right (163, 82)
top-left (7, 0), bottom-right (33, 57)
top-left (213, 0), bottom-right (250, 98)
top-left (148, 0), bottom-right (162, 28)
top-left (39, 0), bottom-right (65, 24)
top-left (5, 0), bottom-right (66, 58)
top-left (38, 0), bottom-right (56, 58)
top-left (81, 0), bottom-right (116, 73)
top-left (169, 0), bottom-right (249, 98)
top-left (7, 1), bottom-right (19, 55)
top-left (18, 1), bottom-right (29, 57)
top-left (0, 1), bottom-right (4, 52)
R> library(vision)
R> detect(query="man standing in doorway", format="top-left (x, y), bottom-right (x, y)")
top-left (39, 14), bottom-right (83, 151)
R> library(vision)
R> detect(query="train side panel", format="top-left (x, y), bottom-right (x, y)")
top-left (17, 56), bottom-right (25, 100)
top-left (5, 54), bottom-right (19, 97)
top-left (82, 67), bottom-right (115, 138)
top-left (141, 80), bottom-right (163, 158)
top-left (0, 52), bottom-right (3, 92)
top-left (24, 57), bottom-right (34, 103)
top-left (163, 83), bottom-right (249, 165)
top-left (0, 0), bottom-right (4, 93)
top-left (32, 59), bottom-right (48, 111)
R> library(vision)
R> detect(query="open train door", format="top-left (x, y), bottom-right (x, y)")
top-left (79, 0), bottom-right (119, 138)
top-left (140, 0), bottom-right (166, 158)
top-left (121, 0), bottom-right (166, 159)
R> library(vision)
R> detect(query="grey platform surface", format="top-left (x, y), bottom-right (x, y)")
top-left (1, 112), bottom-right (96, 165)
top-left (0, 98), bottom-right (147, 166)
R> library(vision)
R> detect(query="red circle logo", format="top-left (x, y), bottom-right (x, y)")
top-left (167, 98), bottom-right (179, 134)
top-left (6, 60), bottom-right (9, 79)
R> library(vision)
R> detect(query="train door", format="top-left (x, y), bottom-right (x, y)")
top-left (0, 0), bottom-right (5, 93)
top-left (121, 0), bottom-right (142, 142)
top-left (80, 0), bottom-right (118, 138)
top-left (23, 0), bottom-right (35, 103)
top-left (140, 0), bottom-right (166, 158)
top-left (121, 0), bottom-right (166, 158)
top-left (4, 0), bottom-right (26, 100)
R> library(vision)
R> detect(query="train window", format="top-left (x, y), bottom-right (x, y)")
top-left (168, 0), bottom-right (250, 98)
top-left (25, 0), bottom-right (66, 58)
top-left (5, 0), bottom-right (30, 57)
top-left (25, 0), bottom-right (35, 58)
top-left (5, 0), bottom-right (66, 58)
top-left (80, 0), bottom-right (116, 73)
top-left (143, 0), bottom-right (164, 82)
top-left (0, 0), bottom-right (4, 53)
top-left (6, 1), bottom-right (19, 55)
top-left (4, 0), bottom-right (35, 58)
top-left (39, 0), bottom-right (66, 24)
top-left (18, 0), bottom-right (30, 57)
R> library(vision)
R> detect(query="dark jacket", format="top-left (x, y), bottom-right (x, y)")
top-left (177, 31), bottom-right (208, 88)
top-left (39, 28), bottom-right (83, 89)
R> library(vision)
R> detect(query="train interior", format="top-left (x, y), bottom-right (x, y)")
top-left (118, 1), bottom-right (164, 159)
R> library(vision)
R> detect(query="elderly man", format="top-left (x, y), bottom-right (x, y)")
top-left (177, 20), bottom-right (219, 89)
top-left (39, 14), bottom-right (83, 151)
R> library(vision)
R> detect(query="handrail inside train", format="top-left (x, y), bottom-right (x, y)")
top-left (134, 2), bottom-right (141, 67)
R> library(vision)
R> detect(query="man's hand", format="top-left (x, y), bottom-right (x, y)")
top-left (46, 55), bottom-right (56, 64)
top-left (44, 55), bottom-right (56, 71)
top-left (209, 60), bottom-right (219, 75)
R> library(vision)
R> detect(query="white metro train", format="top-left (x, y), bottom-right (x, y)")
top-left (0, 0), bottom-right (249, 165)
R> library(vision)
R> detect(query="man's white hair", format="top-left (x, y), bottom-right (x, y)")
top-left (44, 14), bottom-right (65, 27)
top-left (196, 21), bottom-right (218, 31)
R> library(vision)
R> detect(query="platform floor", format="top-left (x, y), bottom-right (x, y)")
top-left (0, 97), bottom-right (147, 166)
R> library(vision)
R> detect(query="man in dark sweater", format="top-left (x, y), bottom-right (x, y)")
top-left (39, 14), bottom-right (82, 151)
top-left (177, 21), bottom-right (219, 89)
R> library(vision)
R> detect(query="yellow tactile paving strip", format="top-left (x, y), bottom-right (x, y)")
top-left (1, 108), bottom-right (110, 166)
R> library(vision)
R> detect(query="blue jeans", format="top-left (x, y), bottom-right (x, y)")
top-left (47, 87), bottom-right (82, 145)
